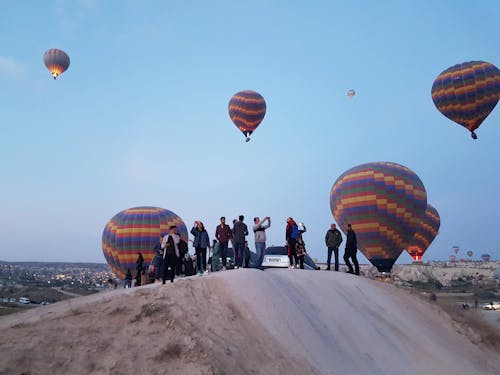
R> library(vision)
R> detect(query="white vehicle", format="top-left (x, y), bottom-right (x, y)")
top-left (261, 246), bottom-right (319, 270)
top-left (481, 302), bottom-right (500, 310)
top-left (19, 297), bottom-right (30, 304)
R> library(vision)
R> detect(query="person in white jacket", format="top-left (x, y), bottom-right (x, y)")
top-left (253, 217), bottom-right (271, 267)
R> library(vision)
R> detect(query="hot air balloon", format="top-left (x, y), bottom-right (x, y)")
top-left (431, 61), bottom-right (500, 139)
top-left (481, 254), bottom-right (491, 262)
top-left (102, 206), bottom-right (188, 279)
top-left (347, 89), bottom-right (356, 98)
top-left (449, 254), bottom-right (456, 262)
top-left (43, 49), bottom-right (70, 79)
top-left (330, 162), bottom-right (427, 273)
top-left (452, 245), bottom-right (460, 255)
top-left (466, 250), bottom-right (473, 258)
top-left (228, 90), bottom-right (266, 142)
top-left (406, 204), bottom-right (440, 262)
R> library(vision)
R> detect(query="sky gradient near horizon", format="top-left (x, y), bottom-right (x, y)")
top-left (1, 0), bottom-right (499, 264)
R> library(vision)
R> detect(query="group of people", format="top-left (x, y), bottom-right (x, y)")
top-left (325, 223), bottom-right (359, 275)
top-left (124, 217), bottom-right (361, 286)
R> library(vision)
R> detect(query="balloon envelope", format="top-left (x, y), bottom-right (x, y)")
top-left (406, 204), bottom-right (440, 261)
top-left (481, 254), bottom-right (490, 262)
top-left (466, 250), bottom-right (473, 258)
top-left (431, 61), bottom-right (500, 139)
top-left (228, 90), bottom-right (266, 141)
top-left (452, 245), bottom-right (460, 254)
top-left (450, 255), bottom-right (456, 262)
top-left (347, 89), bottom-right (356, 97)
top-left (102, 206), bottom-right (188, 279)
top-left (43, 49), bottom-right (70, 79)
top-left (330, 162), bottom-right (427, 272)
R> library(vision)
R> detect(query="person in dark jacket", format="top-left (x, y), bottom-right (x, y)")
top-left (325, 224), bottom-right (343, 271)
top-left (232, 215), bottom-right (248, 268)
top-left (135, 252), bottom-right (144, 286)
top-left (191, 221), bottom-right (210, 274)
top-left (343, 224), bottom-right (359, 275)
top-left (124, 268), bottom-right (132, 288)
top-left (295, 223), bottom-right (307, 269)
top-left (161, 226), bottom-right (181, 283)
top-left (215, 216), bottom-right (232, 270)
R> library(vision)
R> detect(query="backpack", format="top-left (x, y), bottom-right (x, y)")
top-left (291, 224), bottom-right (299, 239)
top-left (183, 254), bottom-right (195, 276)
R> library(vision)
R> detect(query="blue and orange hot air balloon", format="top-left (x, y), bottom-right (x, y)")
top-left (43, 48), bottom-right (70, 79)
top-left (330, 162), bottom-right (427, 272)
top-left (102, 206), bottom-right (188, 279)
top-left (406, 203), bottom-right (440, 262)
top-left (228, 90), bottom-right (266, 142)
top-left (431, 61), bottom-right (500, 139)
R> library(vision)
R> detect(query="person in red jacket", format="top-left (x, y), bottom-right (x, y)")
top-left (215, 216), bottom-right (232, 270)
top-left (286, 217), bottom-right (299, 269)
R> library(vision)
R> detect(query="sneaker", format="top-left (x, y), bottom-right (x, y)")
top-left (326, 267), bottom-right (331, 271)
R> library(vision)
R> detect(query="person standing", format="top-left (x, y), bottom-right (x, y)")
top-left (286, 217), bottom-right (299, 269)
top-left (295, 223), bottom-right (307, 269)
top-left (162, 226), bottom-right (181, 283)
top-left (343, 224), bottom-right (359, 275)
top-left (124, 268), bottom-right (132, 288)
top-left (253, 216), bottom-right (271, 268)
top-left (215, 216), bottom-right (232, 270)
top-left (191, 221), bottom-right (210, 274)
top-left (232, 215), bottom-right (248, 268)
top-left (325, 224), bottom-right (343, 271)
top-left (135, 252), bottom-right (144, 286)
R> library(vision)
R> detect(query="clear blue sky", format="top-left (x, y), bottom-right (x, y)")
top-left (1, 0), bottom-right (499, 264)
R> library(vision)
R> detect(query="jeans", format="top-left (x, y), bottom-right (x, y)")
top-left (255, 242), bottom-right (266, 267)
top-left (344, 249), bottom-right (359, 275)
top-left (287, 238), bottom-right (298, 266)
top-left (327, 247), bottom-right (339, 271)
top-left (195, 246), bottom-right (207, 273)
top-left (219, 242), bottom-right (228, 267)
top-left (234, 242), bottom-right (245, 267)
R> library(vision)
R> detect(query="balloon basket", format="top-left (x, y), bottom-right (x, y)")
top-left (374, 272), bottom-right (394, 283)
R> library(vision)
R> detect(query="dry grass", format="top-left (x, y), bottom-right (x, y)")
top-left (437, 301), bottom-right (500, 350)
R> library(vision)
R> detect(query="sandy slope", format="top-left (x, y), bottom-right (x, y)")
top-left (0, 269), bottom-right (499, 375)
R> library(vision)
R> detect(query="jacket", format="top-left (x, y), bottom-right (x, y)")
top-left (286, 219), bottom-right (298, 240)
top-left (345, 230), bottom-right (357, 252)
top-left (191, 227), bottom-right (210, 248)
top-left (253, 219), bottom-right (271, 243)
top-left (325, 229), bottom-right (343, 248)
top-left (162, 234), bottom-right (180, 257)
top-left (232, 221), bottom-right (248, 243)
top-left (215, 224), bottom-right (232, 244)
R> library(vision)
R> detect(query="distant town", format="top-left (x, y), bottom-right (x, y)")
top-left (0, 261), bottom-right (116, 315)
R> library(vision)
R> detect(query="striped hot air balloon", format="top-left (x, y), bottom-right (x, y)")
top-left (406, 204), bottom-right (440, 262)
top-left (43, 49), bottom-right (70, 79)
top-left (431, 61), bottom-right (500, 139)
top-left (102, 207), bottom-right (188, 279)
top-left (228, 90), bottom-right (266, 142)
top-left (330, 162), bottom-right (427, 272)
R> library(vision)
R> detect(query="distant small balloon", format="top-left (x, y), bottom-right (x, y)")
top-left (43, 48), bottom-right (70, 79)
top-left (481, 254), bottom-right (490, 262)
top-left (466, 250), bottom-right (473, 258)
top-left (452, 245), bottom-right (460, 254)
top-left (347, 89), bottom-right (355, 97)
top-left (449, 255), bottom-right (456, 262)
